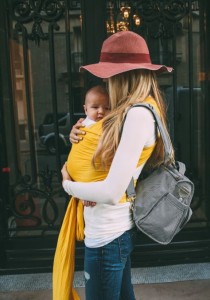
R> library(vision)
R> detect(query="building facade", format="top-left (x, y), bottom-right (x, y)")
top-left (0, 0), bottom-right (210, 273)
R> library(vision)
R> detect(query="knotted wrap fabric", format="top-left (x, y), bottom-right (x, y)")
top-left (53, 97), bottom-right (159, 300)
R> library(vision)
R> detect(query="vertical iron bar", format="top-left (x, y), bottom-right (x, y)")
top-left (21, 25), bottom-right (37, 181)
top-left (172, 25), bottom-right (178, 148)
top-left (1, 0), bottom-right (19, 181)
top-left (48, 23), bottom-right (62, 180)
top-left (201, 0), bottom-right (210, 222)
top-left (188, 0), bottom-right (193, 167)
top-left (199, 0), bottom-right (210, 223)
top-left (81, 0), bottom-right (88, 91)
top-left (114, 0), bottom-right (118, 33)
top-left (81, 0), bottom-right (87, 64)
top-left (64, 0), bottom-right (73, 128)
top-left (0, 0), bottom-right (8, 267)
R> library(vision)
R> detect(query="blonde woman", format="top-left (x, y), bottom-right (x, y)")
top-left (59, 31), bottom-right (173, 300)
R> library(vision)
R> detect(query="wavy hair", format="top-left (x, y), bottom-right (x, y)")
top-left (92, 69), bottom-right (174, 170)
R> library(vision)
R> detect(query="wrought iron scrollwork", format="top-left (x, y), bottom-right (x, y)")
top-left (8, 168), bottom-right (65, 236)
top-left (11, 0), bottom-right (65, 45)
top-left (106, 0), bottom-right (196, 38)
top-left (137, 0), bottom-right (188, 38)
top-left (137, 0), bottom-right (187, 22)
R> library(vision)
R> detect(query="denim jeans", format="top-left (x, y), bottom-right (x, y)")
top-left (84, 228), bottom-right (136, 300)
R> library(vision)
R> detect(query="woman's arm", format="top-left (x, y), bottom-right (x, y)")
top-left (63, 107), bottom-right (155, 205)
top-left (61, 163), bottom-right (96, 207)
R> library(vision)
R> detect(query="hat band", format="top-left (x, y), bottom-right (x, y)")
top-left (100, 52), bottom-right (151, 64)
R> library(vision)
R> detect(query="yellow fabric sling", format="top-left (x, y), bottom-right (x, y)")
top-left (53, 97), bottom-right (159, 300)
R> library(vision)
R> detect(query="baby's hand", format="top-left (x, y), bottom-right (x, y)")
top-left (82, 200), bottom-right (96, 207)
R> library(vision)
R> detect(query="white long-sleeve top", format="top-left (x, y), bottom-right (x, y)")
top-left (63, 107), bottom-right (156, 247)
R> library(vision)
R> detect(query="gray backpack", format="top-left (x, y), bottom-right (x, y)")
top-left (125, 103), bottom-right (194, 245)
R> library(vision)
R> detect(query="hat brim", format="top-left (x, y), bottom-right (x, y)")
top-left (80, 62), bottom-right (173, 78)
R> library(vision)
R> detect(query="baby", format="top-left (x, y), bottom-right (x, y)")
top-left (82, 85), bottom-right (110, 127)
top-left (66, 85), bottom-right (110, 207)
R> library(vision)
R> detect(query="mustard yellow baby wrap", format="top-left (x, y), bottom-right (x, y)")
top-left (53, 97), bottom-right (159, 300)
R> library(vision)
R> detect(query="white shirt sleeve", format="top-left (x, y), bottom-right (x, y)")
top-left (62, 107), bottom-right (155, 205)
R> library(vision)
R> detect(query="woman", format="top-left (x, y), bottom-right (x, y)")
top-left (55, 31), bottom-right (174, 300)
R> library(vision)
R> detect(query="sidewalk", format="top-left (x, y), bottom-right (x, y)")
top-left (1, 263), bottom-right (210, 300)
top-left (1, 280), bottom-right (210, 300)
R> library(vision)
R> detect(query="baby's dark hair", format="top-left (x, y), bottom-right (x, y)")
top-left (84, 85), bottom-right (109, 104)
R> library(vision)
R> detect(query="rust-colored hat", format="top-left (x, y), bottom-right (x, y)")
top-left (80, 31), bottom-right (173, 78)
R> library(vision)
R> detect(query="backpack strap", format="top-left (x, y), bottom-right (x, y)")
top-left (176, 161), bottom-right (186, 175)
top-left (122, 103), bottom-right (173, 164)
top-left (122, 103), bottom-right (174, 200)
top-left (126, 178), bottom-right (136, 201)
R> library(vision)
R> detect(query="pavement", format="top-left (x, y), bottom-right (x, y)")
top-left (1, 280), bottom-right (210, 299)
top-left (1, 263), bottom-right (210, 300)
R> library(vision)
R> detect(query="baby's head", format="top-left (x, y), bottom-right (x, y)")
top-left (83, 85), bottom-right (110, 122)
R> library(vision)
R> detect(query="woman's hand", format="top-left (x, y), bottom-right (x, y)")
top-left (82, 200), bottom-right (96, 207)
top-left (69, 118), bottom-right (85, 144)
top-left (61, 164), bottom-right (96, 208)
top-left (61, 162), bottom-right (71, 181)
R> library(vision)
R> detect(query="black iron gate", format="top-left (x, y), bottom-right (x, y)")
top-left (0, 0), bottom-right (87, 273)
top-left (0, 0), bottom-right (210, 274)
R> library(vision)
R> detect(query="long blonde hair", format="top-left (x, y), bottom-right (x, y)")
top-left (93, 69), bottom-right (174, 170)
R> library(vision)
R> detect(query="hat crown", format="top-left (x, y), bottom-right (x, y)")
top-left (102, 31), bottom-right (150, 55)
top-left (100, 31), bottom-right (151, 64)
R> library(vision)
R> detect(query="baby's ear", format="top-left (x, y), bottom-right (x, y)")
top-left (83, 105), bottom-right (87, 114)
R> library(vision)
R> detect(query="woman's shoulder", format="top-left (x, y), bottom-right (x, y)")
top-left (126, 96), bottom-right (159, 121)
top-left (125, 106), bottom-right (155, 130)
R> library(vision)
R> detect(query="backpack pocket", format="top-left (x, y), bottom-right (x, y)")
top-left (134, 193), bottom-right (192, 244)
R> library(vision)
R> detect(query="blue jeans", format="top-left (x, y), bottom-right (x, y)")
top-left (84, 228), bottom-right (136, 300)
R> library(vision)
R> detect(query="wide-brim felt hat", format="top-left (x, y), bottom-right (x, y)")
top-left (80, 31), bottom-right (173, 78)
